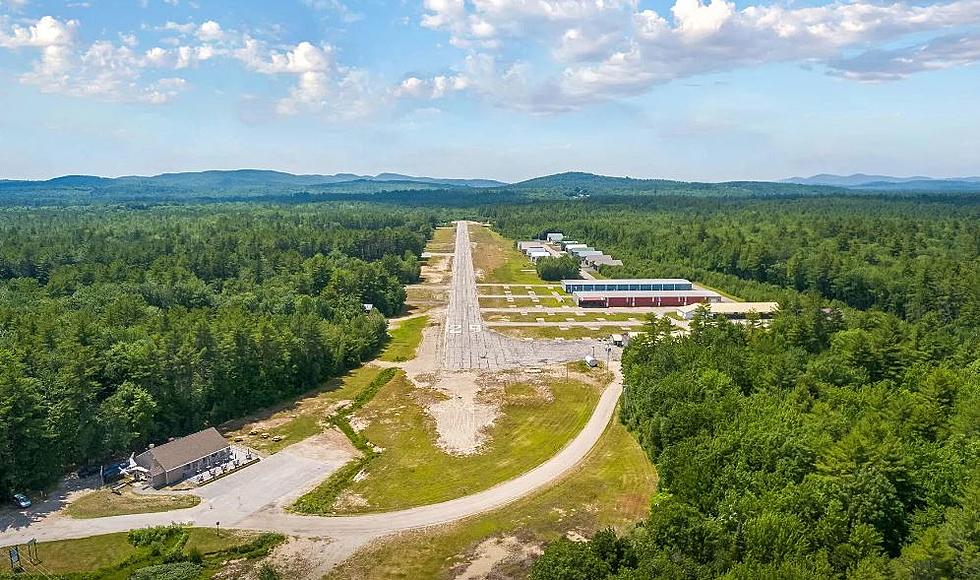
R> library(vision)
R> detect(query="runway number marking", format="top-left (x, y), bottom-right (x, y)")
top-left (470, 324), bottom-right (482, 333)
top-left (449, 324), bottom-right (462, 334)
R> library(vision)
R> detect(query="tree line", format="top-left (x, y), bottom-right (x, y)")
top-left (0, 203), bottom-right (436, 494)
top-left (480, 197), bottom-right (979, 578)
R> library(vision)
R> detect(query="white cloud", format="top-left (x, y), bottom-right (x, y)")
top-left (0, 0), bottom-right (30, 10)
top-left (0, 15), bottom-right (189, 103)
top-left (417, 0), bottom-right (980, 111)
top-left (828, 34), bottom-right (980, 80)
top-left (196, 20), bottom-right (223, 42)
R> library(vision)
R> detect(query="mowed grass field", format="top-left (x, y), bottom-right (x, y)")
top-left (328, 418), bottom-right (658, 579)
top-left (3, 528), bottom-right (258, 574)
top-left (425, 226), bottom-right (456, 253)
top-left (379, 315), bottom-right (430, 362)
top-left (477, 284), bottom-right (568, 296)
top-left (65, 489), bottom-right (200, 519)
top-left (469, 225), bottom-right (550, 285)
top-left (482, 312), bottom-right (652, 323)
top-left (492, 326), bottom-right (626, 341)
top-left (222, 365), bottom-right (387, 454)
top-left (479, 296), bottom-right (569, 308)
top-left (330, 373), bottom-right (603, 514)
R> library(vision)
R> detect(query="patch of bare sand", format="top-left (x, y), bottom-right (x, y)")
top-left (266, 536), bottom-right (340, 580)
top-left (334, 490), bottom-right (369, 511)
top-left (421, 254), bottom-right (453, 284)
top-left (426, 371), bottom-right (500, 455)
top-left (287, 428), bottom-right (359, 464)
top-left (454, 536), bottom-right (543, 580)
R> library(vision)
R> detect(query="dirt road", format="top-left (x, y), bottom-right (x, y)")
top-left (0, 221), bottom-right (624, 572)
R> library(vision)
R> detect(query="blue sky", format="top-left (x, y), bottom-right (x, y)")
top-left (0, 0), bottom-right (978, 182)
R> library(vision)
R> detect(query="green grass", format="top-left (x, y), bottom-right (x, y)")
top-left (262, 413), bottom-right (322, 453)
top-left (327, 417), bottom-right (658, 579)
top-left (478, 296), bottom-right (569, 308)
top-left (695, 282), bottom-right (743, 301)
top-left (320, 373), bottom-right (602, 514)
top-left (477, 284), bottom-right (568, 296)
top-left (492, 325), bottom-right (623, 340)
top-left (425, 226), bottom-right (456, 252)
top-left (1, 527), bottom-right (277, 577)
top-left (224, 365), bottom-right (387, 453)
top-left (291, 368), bottom-right (400, 514)
top-left (380, 315), bottom-right (429, 362)
top-left (483, 312), bottom-right (652, 324)
top-left (469, 226), bottom-right (551, 285)
top-left (65, 489), bottom-right (201, 519)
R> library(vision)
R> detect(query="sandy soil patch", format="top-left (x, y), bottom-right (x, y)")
top-left (334, 490), bottom-right (370, 511)
top-left (453, 536), bottom-right (543, 580)
top-left (287, 429), bottom-right (359, 463)
top-left (425, 372), bottom-right (501, 455)
top-left (422, 255), bottom-right (453, 284)
top-left (267, 536), bottom-right (339, 580)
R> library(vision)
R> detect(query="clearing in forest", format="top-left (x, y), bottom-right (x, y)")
top-left (303, 365), bottom-right (607, 514)
top-left (326, 417), bottom-right (658, 579)
top-left (469, 224), bottom-right (549, 285)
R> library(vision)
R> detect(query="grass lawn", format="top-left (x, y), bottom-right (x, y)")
top-left (380, 315), bottom-right (430, 362)
top-left (492, 326), bottom-right (623, 341)
top-left (322, 372), bottom-right (603, 514)
top-left (469, 225), bottom-right (549, 285)
top-left (479, 296), bottom-right (569, 308)
top-left (483, 312), bottom-right (653, 324)
top-left (696, 282), bottom-right (743, 301)
top-left (477, 284), bottom-right (567, 296)
top-left (425, 226), bottom-right (456, 253)
top-left (406, 285), bottom-right (447, 303)
top-left (222, 365), bottom-right (387, 453)
top-left (327, 416), bottom-right (658, 579)
top-left (3, 528), bottom-right (264, 575)
top-left (65, 488), bottom-right (200, 519)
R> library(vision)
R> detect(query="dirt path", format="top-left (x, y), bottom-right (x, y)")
top-left (0, 221), bottom-right (625, 577)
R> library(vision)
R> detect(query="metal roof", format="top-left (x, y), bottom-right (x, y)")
top-left (562, 278), bottom-right (692, 285)
top-left (573, 289), bottom-right (720, 299)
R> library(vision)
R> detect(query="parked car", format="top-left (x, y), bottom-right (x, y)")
top-left (12, 493), bottom-right (31, 509)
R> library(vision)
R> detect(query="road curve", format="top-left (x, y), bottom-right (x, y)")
top-left (0, 221), bottom-right (625, 560)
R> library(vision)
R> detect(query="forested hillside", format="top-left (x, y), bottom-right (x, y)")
top-left (0, 204), bottom-right (436, 494)
top-left (485, 196), bottom-right (980, 329)
top-left (492, 197), bottom-right (980, 578)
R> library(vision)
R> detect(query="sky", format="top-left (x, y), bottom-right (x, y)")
top-left (0, 0), bottom-right (978, 182)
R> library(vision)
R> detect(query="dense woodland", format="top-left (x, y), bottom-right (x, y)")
top-left (0, 188), bottom-right (977, 578)
top-left (0, 204), bottom-right (435, 493)
top-left (491, 197), bottom-right (980, 579)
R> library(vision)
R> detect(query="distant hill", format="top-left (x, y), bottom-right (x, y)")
top-left (0, 169), bottom-right (507, 204)
top-left (509, 172), bottom-right (847, 198)
top-left (3, 169), bottom-right (977, 207)
top-left (783, 173), bottom-right (980, 191)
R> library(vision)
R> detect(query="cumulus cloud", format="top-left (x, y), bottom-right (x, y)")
top-left (418, 0), bottom-right (980, 111)
top-left (196, 20), bottom-right (223, 42)
top-left (0, 15), bottom-right (190, 103)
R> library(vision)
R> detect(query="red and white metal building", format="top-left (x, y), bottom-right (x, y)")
top-left (572, 289), bottom-right (722, 308)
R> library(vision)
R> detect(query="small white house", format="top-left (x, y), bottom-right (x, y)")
top-left (546, 233), bottom-right (564, 242)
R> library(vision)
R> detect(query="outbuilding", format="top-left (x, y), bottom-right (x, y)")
top-left (563, 278), bottom-right (694, 293)
top-left (676, 301), bottom-right (780, 320)
top-left (572, 289), bottom-right (722, 307)
top-left (135, 427), bottom-right (232, 488)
